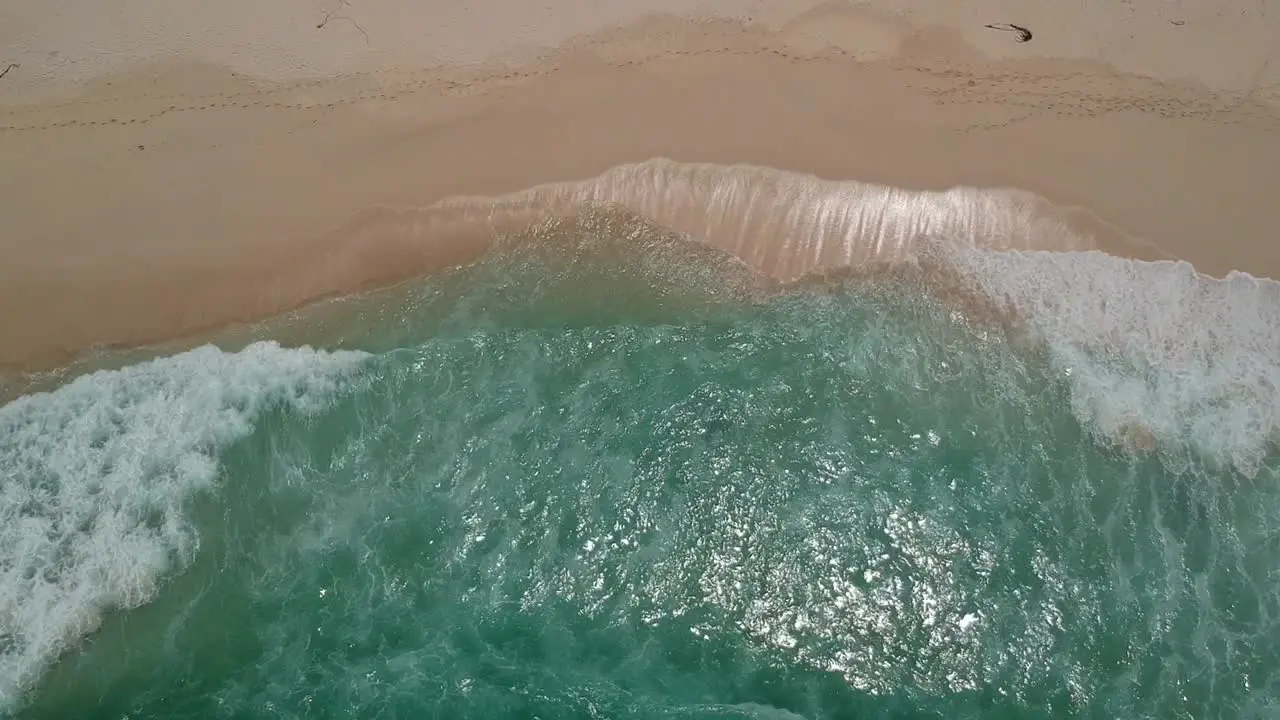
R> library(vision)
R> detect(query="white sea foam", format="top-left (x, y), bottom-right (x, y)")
top-left (340, 158), bottom-right (1274, 474)
top-left (938, 244), bottom-right (1280, 476)
top-left (403, 159), bottom-right (1273, 473)
top-left (0, 341), bottom-right (368, 712)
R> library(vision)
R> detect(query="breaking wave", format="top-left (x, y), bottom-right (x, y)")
top-left (0, 342), bottom-right (368, 711)
top-left (295, 157), bottom-right (1155, 295)
top-left (3, 159), bottom-right (1279, 715)
top-left (293, 158), bottom-right (1277, 473)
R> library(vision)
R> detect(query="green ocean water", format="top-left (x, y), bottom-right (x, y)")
top-left (6, 216), bottom-right (1280, 719)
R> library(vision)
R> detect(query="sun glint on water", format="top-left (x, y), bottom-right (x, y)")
top-left (3, 171), bottom-right (1280, 719)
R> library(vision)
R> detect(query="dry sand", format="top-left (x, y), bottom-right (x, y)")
top-left (2, 0), bottom-right (1280, 374)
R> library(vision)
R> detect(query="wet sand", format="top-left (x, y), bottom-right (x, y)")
top-left (3, 3), bottom-right (1280, 374)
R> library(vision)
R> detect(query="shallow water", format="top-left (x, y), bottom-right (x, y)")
top-left (3, 213), bottom-right (1280, 719)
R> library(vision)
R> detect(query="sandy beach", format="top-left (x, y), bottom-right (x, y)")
top-left (8, 3), bottom-right (1280, 714)
top-left (3, 0), bottom-right (1280, 373)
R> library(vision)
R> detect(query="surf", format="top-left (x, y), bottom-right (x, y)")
top-left (0, 342), bottom-right (368, 712)
top-left (2, 162), bottom-right (1279, 717)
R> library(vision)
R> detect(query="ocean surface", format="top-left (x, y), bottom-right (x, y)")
top-left (3, 182), bottom-right (1280, 719)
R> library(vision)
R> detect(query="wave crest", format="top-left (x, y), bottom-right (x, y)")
top-left (299, 158), bottom-right (1278, 473)
top-left (302, 158), bottom-right (1138, 293)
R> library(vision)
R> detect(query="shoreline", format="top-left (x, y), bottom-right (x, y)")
top-left (4, 11), bottom-right (1280, 377)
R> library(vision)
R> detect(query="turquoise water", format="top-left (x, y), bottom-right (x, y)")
top-left (5, 216), bottom-right (1280, 719)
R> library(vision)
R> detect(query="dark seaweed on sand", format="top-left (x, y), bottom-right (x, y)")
top-left (984, 23), bottom-right (1033, 42)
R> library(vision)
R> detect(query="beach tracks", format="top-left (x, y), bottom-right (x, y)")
top-left (1, 43), bottom-right (1277, 134)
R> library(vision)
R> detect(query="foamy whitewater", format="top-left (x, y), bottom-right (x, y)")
top-left (0, 343), bottom-right (369, 710)
top-left (3, 163), bottom-right (1279, 718)
top-left (940, 245), bottom-right (1280, 477)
